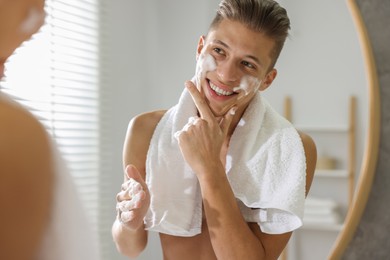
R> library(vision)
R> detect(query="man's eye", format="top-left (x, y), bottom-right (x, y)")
top-left (242, 61), bottom-right (255, 69)
top-left (213, 48), bottom-right (224, 55)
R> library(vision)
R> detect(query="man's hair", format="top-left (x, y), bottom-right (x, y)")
top-left (209, 0), bottom-right (290, 69)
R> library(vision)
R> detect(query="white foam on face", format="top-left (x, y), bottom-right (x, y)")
top-left (192, 52), bottom-right (217, 88)
top-left (233, 75), bottom-right (261, 97)
top-left (19, 7), bottom-right (45, 35)
top-left (201, 54), bottom-right (217, 73)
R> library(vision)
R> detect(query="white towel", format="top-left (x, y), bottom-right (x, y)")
top-left (145, 88), bottom-right (307, 236)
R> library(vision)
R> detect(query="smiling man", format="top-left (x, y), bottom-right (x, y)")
top-left (112, 0), bottom-right (317, 259)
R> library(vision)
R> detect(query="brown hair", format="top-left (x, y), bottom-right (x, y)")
top-left (209, 0), bottom-right (290, 69)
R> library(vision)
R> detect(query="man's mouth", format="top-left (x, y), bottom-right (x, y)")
top-left (209, 81), bottom-right (235, 96)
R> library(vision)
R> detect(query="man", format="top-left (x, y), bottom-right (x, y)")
top-left (112, 0), bottom-right (316, 259)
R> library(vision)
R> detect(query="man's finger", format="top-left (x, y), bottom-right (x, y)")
top-left (125, 165), bottom-right (141, 182)
top-left (117, 192), bottom-right (143, 212)
top-left (185, 80), bottom-right (214, 122)
top-left (120, 211), bottom-right (135, 223)
top-left (125, 164), bottom-right (148, 191)
top-left (116, 190), bottom-right (129, 202)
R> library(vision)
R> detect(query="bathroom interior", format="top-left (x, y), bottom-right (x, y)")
top-left (2, 0), bottom-right (388, 259)
top-left (106, 0), bottom-right (376, 258)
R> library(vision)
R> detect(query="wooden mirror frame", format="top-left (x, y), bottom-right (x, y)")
top-left (329, 0), bottom-right (381, 258)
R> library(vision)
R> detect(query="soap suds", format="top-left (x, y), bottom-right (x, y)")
top-left (192, 52), bottom-right (217, 89)
top-left (233, 75), bottom-right (261, 97)
top-left (117, 178), bottom-right (144, 223)
top-left (120, 211), bottom-right (135, 223)
top-left (174, 116), bottom-right (200, 140)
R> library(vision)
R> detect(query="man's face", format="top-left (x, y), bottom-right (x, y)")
top-left (0, 0), bottom-right (45, 77)
top-left (195, 19), bottom-right (277, 117)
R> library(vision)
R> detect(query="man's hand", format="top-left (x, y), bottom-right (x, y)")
top-left (115, 165), bottom-right (150, 231)
top-left (176, 81), bottom-right (236, 175)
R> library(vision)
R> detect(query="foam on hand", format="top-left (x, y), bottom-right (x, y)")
top-left (117, 178), bottom-right (144, 223)
top-left (120, 211), bottom-right (135, 223)
top-left (174, 116), bottom-right (200, 140)
top-left (125, 178), bottom-right (143, 198)
top-left (118, 193), bottom-right (142, 212)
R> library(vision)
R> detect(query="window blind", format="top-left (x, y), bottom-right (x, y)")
top-left (0, 0), bottom-right (103, 254)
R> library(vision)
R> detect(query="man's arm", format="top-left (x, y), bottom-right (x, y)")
top-left (299, 131), bottom-right (317, 197)
top-left (112, 111), bottom-right (165, 258)
top-left (177, 82), bottom-right (317, 259)
top-left (200, 131), bottom-right (316, 260)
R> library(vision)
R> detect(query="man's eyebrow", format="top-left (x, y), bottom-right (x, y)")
top-left (214, 40), bottom-right (263, 67)
top-left (245, 54), bottom-right (262, 67)
top-left (214, 40), bottom-right (230, 49)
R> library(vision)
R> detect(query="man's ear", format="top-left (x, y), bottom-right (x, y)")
top-left (196, 35), bottom-right (206, 60)
top-left (259, 68), bottom-right (277, 91)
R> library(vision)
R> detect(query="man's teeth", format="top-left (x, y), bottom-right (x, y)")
top-left (210, 82), bottom-right (234, 96)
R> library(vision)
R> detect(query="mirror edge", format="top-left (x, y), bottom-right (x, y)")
top-left (329, 0), bottom-right (381, 259)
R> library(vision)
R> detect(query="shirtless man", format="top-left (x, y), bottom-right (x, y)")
top-left (112, 0), bottom-right (316, 259)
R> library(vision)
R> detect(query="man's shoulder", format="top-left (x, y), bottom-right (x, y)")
top-left (0, 98), bottom-right (49, 147)
top-left (130, 110), bottom-right (167, 132)
top-left (0, 98), bottom-right (53, 196)
top-left (125, 110), bottom-right (168, 145)
top-left (297, 130), bottom-right (317, 168)
top-left (297, 131), bottom-right (317, 196)
top-left (123, 110), bottom-right (168, 168)
top-left (297, 131), bottom-right (316, 156)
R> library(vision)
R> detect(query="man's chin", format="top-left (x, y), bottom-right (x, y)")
top-left (209, 107), bottom-right (230, 119)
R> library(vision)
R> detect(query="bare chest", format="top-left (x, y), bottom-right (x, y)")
top-left (159, 220), bottom-right (217, 260)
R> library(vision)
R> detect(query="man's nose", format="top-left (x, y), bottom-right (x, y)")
top-left (216, 60), bottom-right (240, 84)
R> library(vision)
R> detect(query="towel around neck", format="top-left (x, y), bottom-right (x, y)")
top-left (145, 88), bottom-right (306, 236)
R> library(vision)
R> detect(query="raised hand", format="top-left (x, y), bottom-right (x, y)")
top-left (115, 165), bottom-right (150, 231)
top-left (176, 81), bottom-right (236, 175)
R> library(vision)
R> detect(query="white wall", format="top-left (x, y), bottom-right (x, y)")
top-left (104, 1), bottom-right (367, 259)
top-left (261, 1), bottom-right (367, 259)
top-left (265, 0), bottom-right (367, 169)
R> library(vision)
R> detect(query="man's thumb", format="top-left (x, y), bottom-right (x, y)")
top-left (125, 164), bottom-right (142, 181)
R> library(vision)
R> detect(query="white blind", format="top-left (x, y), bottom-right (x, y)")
top-left (0, 0), bottom-right (102, 251)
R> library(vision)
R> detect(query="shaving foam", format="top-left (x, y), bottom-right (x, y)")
top-left (121, 211), bottom-right (135, 223)
top-left (192, 53), bottom-right (217, 88)
top-left (118, 193), bottom-right (142, 212)
top-left (125, 178), bottom-right (143, 198)
top-left (233, 75), bottom-right (261, 96)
